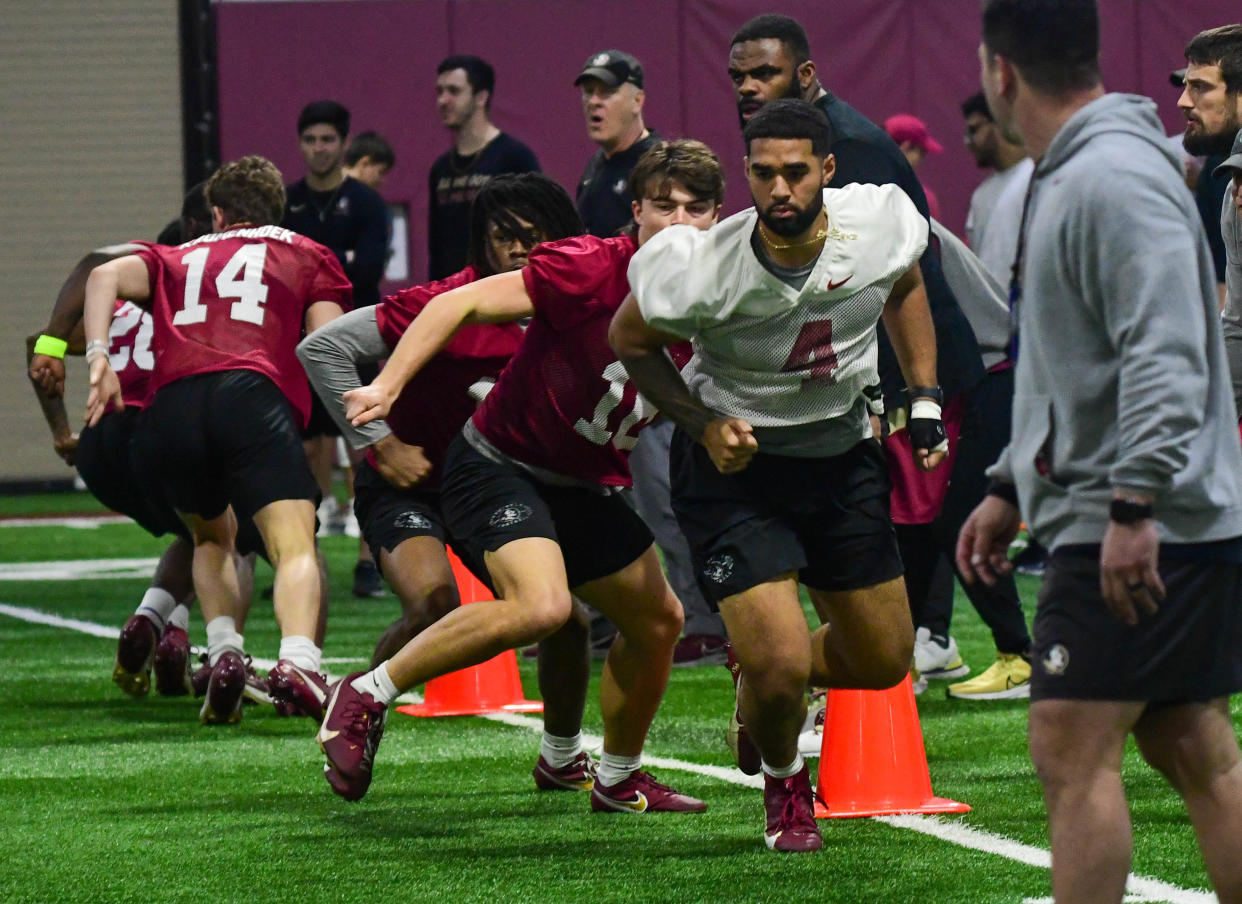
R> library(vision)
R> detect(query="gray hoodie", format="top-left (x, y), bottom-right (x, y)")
top-left (988, 93), bottom-right (1242, 549)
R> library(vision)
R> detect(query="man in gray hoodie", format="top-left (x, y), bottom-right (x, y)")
top-left (958, 1), bottom-right (1242, 901)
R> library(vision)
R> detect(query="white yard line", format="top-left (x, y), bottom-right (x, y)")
top-left (0, 558), bottom-right (159, 581)
top-left (0, 515), bottom-right (130, 529)
top-left (0, 599), bottom-right (1215, 904)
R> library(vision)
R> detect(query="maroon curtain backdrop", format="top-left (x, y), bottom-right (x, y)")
top-left (216, 0), bottom-right (1237, 289)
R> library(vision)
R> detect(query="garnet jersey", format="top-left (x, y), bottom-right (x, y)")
top-left (629, 183), bottom-right (927, 428)
top-left (106, 299), bottom-right (155, 409)
top-left (134, 225), bottom-right (352, 425)
top-left (371, 266), bottom-right (524, 488)
top-left (471, 234), bottom-right (655, 487)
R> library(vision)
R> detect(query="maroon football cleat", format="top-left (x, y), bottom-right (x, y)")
top-left (113, 614), bottom-right (159, 697)
top-left (317, 674), bottom-right (387, 801)
top-left (590, 770), bottom-right (707, 813)
top-left (268, 659), bottom-right (332, 722)
top-left (725, 642), bottom-right (762, 775)
top-left (672, 633), bottom-right (729, 667)
top-left (764, 765), bottom-right (822, 853)
top-left (199, 651), bottom-right (246, 725)
top-left (533, 752), bottom-right (597, 792)
top-left (241, 657), bottom-right (275, 706)
top-left (153, 625), bottom-right (192, 696)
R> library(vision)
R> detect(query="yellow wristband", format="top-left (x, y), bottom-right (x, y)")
top-left (33, 335), bottom-right (68, 359)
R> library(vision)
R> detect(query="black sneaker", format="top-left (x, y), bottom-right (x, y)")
top-left (352, 560), bottom-right (386, 599)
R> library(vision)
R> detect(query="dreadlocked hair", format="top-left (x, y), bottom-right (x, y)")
top-left (468, 173), bottom-right (584, 275)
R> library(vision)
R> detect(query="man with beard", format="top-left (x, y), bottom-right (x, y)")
top-left (1180, 25), bottom-right (1242, 407)
top-left (961, 92), bottom-right (1033, 281)
top-left (429, 56), bottom-right (539, 281)
top-left (959, 2), bottom-right (1242, 899)
top-left (610, 100), bottom-right (945, 852)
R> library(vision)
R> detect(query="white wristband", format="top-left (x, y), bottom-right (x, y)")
top-left (910, 399), bottom-right (942, 420)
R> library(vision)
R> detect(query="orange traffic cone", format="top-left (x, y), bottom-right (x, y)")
top-left (395, 548), bottom-right (543, 717)
top-left (813, 674), bottom-right (969, 818)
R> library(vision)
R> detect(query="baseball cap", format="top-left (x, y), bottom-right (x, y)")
top-left (1170, 67), bottom-right (1188, 87)
top-left (1214, 129), bottom-right (1242, 177)
top-left (884, 114), bottom-right (944, 154)
top-left (574, 50), bottom-right (644, 89)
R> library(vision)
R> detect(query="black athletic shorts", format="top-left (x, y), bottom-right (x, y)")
top-left (353, 457), bottom-right (448, 561)
top-left (1031, 546), bottom-right (1242, 703)
top-left (439, 433), bottom-right (653, 590)
top-left (135, 370), bottom-right (320, 524)
top-left (301, 391), bottom-right (342, 439)
top-left (77, 406), bottom-right (187, 540)
top-left (669, 428), bottom-right (903, 603)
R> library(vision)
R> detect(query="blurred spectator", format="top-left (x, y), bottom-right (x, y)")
top-left (428, 55), bottom-right (539, 280)
top-left (884, 113), bottom-right (943, 219)
top-left (960, 92), bottom-right (1030, 253)
top-left (344, 131), bottom-right (396, 192)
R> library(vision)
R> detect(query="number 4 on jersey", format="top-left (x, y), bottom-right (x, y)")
top-left (174, 244), bottom-right (270, 327)
top-left (781, 319), bottom-right (838, 384)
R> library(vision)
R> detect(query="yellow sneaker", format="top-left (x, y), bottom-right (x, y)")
top-left (946, 653), bottom-right (1031, 700)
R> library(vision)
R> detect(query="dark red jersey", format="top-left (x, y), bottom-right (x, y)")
top-left (134, 225), bottom-right (352, 425)
top-left (471, 234), bottom-right (656, 487)
top-left (372, 266), bottom-right (523, 488)
top-left (107, 299), bottom-right (155, 409)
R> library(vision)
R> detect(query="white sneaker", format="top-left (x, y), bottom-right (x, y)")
top-left (317, 496), bottom-right (344, 537)
top-left (913, 627), bottom-right (970, 679)
top-left (341, 503), bottom-right (361, 539)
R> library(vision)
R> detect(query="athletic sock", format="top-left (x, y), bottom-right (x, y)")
top-left (350, 661), bottom-right (399, 706)
top-left (597, 751), bottom-right (642, 788)
top-left (762, 753), bottom-right (805, 780)
top-left (204, 616), bottom-right (245, 666)
top-left (539, 731), bottom-right (584, 769)
top-left (135, 587), bottom-right (177, 634)
top-left (279, 635), bottom-right (322, 673)
top-left (166, 604), bottom-right (190, 633)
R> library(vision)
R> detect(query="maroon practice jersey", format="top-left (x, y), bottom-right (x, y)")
top-left (134, 225), bottom-right (352, 425)
top-left (107, 299), bottom-right (155, 409)
top-left (471, 234), bottom-right (655, 487)
top-left (372, 266), bottom-right (524, 488)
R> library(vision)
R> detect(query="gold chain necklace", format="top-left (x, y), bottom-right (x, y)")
top-left (758, 211), bottom-right (828, 251)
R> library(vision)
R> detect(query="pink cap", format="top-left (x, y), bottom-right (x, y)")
top-left (884, 114), bottom-right (944, 154)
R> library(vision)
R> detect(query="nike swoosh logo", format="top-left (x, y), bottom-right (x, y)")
top-left (826, 275), bottom-right (853, 291)
top-left (318, 728), bottom-right (340, 743)
top-left (289, 203), bottom-right (307, 212)
top-left (613, 791), bottom-right (649, 812)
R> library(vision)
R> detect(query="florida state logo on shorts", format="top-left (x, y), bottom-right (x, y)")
top-left (1043, 643), bottom-right (1069, 676)
top-left (703, 554), bottom-right (735, 585)
top-left (489, 503), bottom-right (533, 528)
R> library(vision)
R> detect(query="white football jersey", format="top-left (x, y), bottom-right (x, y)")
top-left (629, 182), bottom-right (927, 428)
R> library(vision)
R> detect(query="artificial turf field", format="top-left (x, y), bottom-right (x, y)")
top-left (0, 491), bottom-right (1223, 904)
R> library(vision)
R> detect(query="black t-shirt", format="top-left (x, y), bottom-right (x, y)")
top-left (427, 132), bottom-right (540, 280)
top-left (283, 176), bottom-right (388, 307)
top-left (1197, 154), bottom-right (1230, 285)
top-left (815, 92), bottom-right (984, 403)
top-left (576, 130), bottom-right (662, 238)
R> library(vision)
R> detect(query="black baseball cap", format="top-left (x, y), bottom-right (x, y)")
top-left (574, 50), bottom-right (644, 89)
top-left (1214, 129), bottom-right (1242, 177)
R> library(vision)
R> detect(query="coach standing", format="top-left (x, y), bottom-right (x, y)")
top-left (958, 2), bottom-right (1242, 901)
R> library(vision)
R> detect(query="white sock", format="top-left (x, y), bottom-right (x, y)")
top-left (135, 587), bottom-right (177, 633)
top-left (762, 753), bottom-right (805, 780)
top-left (279, 635), bottom-right (322, 673)
top-left (166, 604), bottom-right (190, 633)
top-left (350, 661), bottom-right (399, 706)
top-left (540, 732), bottom-right (583, 769)
top-left (204, 615), bottom-right (245, 666)
top-left (597, 751), bottom-right (642, 788)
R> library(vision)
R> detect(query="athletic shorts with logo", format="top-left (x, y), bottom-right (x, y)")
top-left (135, 370), bottom-right (319, 524)
top-left (1031, 544), bottom-right (1242, 703)
top-left (439, 433), bottom-right (653, 589)
top-left (352, 457), bottom-right (448, 561)
top-left (668, 428), bottom-right (903, 603)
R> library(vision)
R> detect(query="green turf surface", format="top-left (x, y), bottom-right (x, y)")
top-left (0, 500), bottom-right (1223, 903)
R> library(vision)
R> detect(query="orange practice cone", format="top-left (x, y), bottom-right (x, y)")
top-left (395, 548), bottom-right (543, 717)
top-left (813, 675), bottom-right (969, 818)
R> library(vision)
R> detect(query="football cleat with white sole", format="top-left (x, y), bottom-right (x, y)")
top-left (113, 614), bottom-right (159, 697)
top-left (590, 771), bottom-right (706, 813)
top-left (764, 766), bottom-right (822, 852)
top-left (947, 653), bottom-right (1031, 700)
top-left (913, 627), bottom-right (970, 680)
top-left (268, 659), bottom-right (332, 722)
top-left (317, 673), bottom-right (387, 801)
top-left (199, 651), bottom-right (246, 725)
top-left (533, 752), bottom-right (597, 792)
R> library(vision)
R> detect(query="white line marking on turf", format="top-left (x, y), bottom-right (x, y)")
top-left (0, 515), bottom-right (130, 529)
top-left (0, 558), bottom-right (158, 581)
top-left (0, 601), bottom-right (1215, 903)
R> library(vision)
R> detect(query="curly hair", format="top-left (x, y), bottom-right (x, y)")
top-left (206, 156), bottom-right (286, 228)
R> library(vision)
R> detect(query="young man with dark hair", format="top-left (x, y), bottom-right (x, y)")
top-left (429, 55), bottom-right (539, 280)
top-left (284, 99), bottom-right (390, 595)
top-left (324, 141), bottom-right (723, 814)
top-left (959, 3), bottom-right (1242, 899)
top-left (961, 91), bottom-right (1031, 268)
top-left (82, 156), bottom-right (351, 726)
top-left (344, 131), bottom-right (396, 192)
top-left (611, 99), bottom-right (943, 853)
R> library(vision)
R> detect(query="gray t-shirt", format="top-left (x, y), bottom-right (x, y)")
top-left (1220, 190), bottom-right (1242, 414)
